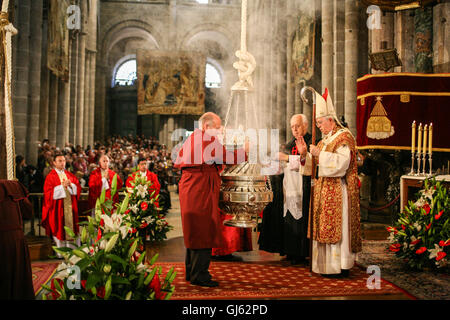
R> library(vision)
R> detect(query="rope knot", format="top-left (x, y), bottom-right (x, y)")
top-left (231, 50), bottom-right (256, 91)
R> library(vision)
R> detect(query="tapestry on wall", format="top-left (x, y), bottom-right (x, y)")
top-left (137, 50), bottom-right (205, 116)
top-left (291, 12), bottom-right (316, 83)
top-left (47, 0), bottom-right (70, 81)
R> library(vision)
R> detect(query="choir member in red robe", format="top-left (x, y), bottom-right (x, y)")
top-left (41, 154), bottom-right (81, 254)
top-left (88, 155), bottom-right (123, 211)
top-left (174, 112), bottom-right (247, 287)
top-left (125, 158), bottom-right (161, 200)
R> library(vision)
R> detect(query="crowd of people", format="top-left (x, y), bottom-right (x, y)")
top-left (15, 135), bottom-right (177, 213)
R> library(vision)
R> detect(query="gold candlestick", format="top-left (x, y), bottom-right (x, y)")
top-left (428, 123), bottom-right (433, 176)
top-left (409, 121), bottom-right (416, 175)
top-left (422, 124), bottom-right (428, 175)
top-left (416, 123), bottom-right (423, 175)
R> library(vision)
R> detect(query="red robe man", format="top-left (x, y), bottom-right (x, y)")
top-left (174, 112), bottom-right (247, 287)
top-left (125, 158), bottom-right (161, 200)
top-left (42, 154), bottom-right (81, 253)
top-left (88, 155), bottom-right (123, 211)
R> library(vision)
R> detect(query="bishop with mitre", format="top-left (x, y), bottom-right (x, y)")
top-left (299, 89), bottom-right (361, 277)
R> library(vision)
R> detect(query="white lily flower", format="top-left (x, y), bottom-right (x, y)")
top-left (387, 233), bottom-right (395, 242)
top-left (136, 263), bottom-right (147, 273)
top-left (413, 222), bottom-right (422, 231)
top-left (428, 244), bottom-right (441, 260)
top-left (129, 204), bottom-right (139, 214)
top-left (99, 239), bottom-right (107, 250)
top-left (414, 197), bottom-right (426, 208)
top-left (54, 262), bottom-right (71, 280)
top-left (69, 254), bottom-right (81, 265)
top-left (136, 184), bottom-right (148, 198)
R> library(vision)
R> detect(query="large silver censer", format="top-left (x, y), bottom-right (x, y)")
top-left (219, 162), bottom-right (273, 228)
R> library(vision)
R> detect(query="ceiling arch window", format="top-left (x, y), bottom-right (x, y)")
top-left (205, 62), bottom-right (222, 88)
top-left (113, 58), bottom-right (137, 87)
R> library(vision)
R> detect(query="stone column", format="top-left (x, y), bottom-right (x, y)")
top-left (69, 33), bottom-right (79, 144)
top-left (39, 18), bottom-right (50, 142)
top-left (333, 0), bottom-right (345, 117)
top-left (76, 0), bottom-right (87, 147)
top-left (167, 116), bottom-right (175, 149)
top-left (371, 11), bottom-right (395, 73)
top-left (286, 15), bottom-right (295, 142)
top-left (414, 7), bottom-right (433, 73)
top-left (83, 52), bottom-right (91, 147)
top-left (95, 64), bottom-right (107, 142)
top-left (13, 0), bottom-right (31, 158)
top-left (433, 3), bottom-right (450, 73)
top-left (344, 0), bottom-right (359, 135)
top-left (395, 10), bottom-right (415, 72)
top-left (277, 0), bottom-right (287, 143)
top-left (321, 0), bottom-right (334, 93)
top-left (89, 52), bottom-right (96, 146)
top-left (88, 0), bottom-right (98, 145)
top-left (56, 76), bottom-right (70, 148)
top-left (26, 0), bottom-right (43, 165)
top-left (48, 74), bottom-right (58, 145)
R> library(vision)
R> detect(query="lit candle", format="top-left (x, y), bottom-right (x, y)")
top-left (411, 121), bottom-right (416, 154)
top-left (429, 123), bottom-right (433, 155)
top-left (423, 124), bottom-right (428, 155)
top-left (417, 123), bottom-right (422, 154)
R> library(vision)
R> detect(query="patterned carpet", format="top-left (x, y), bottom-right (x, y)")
top-left (155, 261), bottom-right (412, 300)
top-left (31, 262), bottom-right (59, 296)
top-left (356, 240), bottom-right (450, 300)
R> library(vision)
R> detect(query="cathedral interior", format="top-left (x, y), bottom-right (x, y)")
top-left (0, 0), bottom-right (449, 301)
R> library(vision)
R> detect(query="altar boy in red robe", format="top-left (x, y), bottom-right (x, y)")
top-left (88, 155), bottom-right (123, 212)
top-left (42, 154), bottom-right (81, 254)
top-left (125, 158), bottom-right (161, 199)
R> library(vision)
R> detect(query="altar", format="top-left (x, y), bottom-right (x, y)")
top-left (400, 175), bottom-right (450, 211)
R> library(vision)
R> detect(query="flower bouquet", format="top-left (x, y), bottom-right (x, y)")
top-left (387, 178), bottom-right (449, 271)
top-left (125, 174), bottom-right (173, 243)
top-left (40, 178), bottom-right (176, 300)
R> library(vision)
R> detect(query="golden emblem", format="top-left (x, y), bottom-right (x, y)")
top-left (366, 96), bottom-right (395, 140)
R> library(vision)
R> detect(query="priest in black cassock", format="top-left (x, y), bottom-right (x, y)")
top-left (279, 114), bottom-right (312, 265)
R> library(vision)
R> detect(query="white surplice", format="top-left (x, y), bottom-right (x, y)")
top-left (300, 130), bottom-right (356, 274)
top-left (283, 155), bottom-right (303, 220)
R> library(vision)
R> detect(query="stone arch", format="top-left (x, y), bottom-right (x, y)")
top-left (100, 19), bottom-right (162, 62)
top-left (179, 23), bottom-right (238, 54)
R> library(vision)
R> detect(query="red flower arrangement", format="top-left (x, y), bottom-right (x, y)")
top-left (415, 247), bottom-right (427, 255)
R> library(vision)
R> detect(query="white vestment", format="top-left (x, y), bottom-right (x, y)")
top-left (300, 130), bottom-right (356, 274)
top-left (283, 155), bottom-right (303, 219)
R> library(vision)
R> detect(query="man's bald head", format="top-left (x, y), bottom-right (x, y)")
top-left (290, 114), bottom-right (308, 139)
top-left (99, 154), bottom-right (110, 170)
top-left (199, 112), bottom-right (222, 135)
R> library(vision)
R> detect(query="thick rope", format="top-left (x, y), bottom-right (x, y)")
top-left (360, 194), bottom-right (400, 212)
top-left (1, 6), bottom-right (17, 181)
top-left (231, 0), bottom-right (256, 91)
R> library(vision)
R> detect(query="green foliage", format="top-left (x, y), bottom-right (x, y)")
top-left (125, 174), bottom-right (173, 243)
top-left (387, 178), bottom-right (449, 271)
top-left (41, 176), bottom-right (176, 300)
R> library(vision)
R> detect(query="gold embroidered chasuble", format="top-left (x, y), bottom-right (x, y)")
top-left (310, 127), bottom-right (362, 253)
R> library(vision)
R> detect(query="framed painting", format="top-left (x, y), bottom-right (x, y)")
top-left (137, 50), bottom-right (205, 115)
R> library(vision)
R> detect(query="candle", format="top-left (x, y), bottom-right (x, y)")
top-left (417, 123), bottom-right (422, 154)
top-left (411, 121), bottom-right (416, 154)
top-left (429, 123), bottom-right (433, 155)
top-left (423, 124), bottom-right (428, 155)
